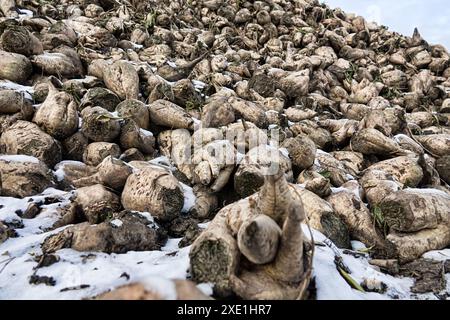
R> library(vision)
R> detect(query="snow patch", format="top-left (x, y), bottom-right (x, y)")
top-left (0, 186), bottom-right (190, 300)
top-left (351, 241), bottom-right (367, 251)
top-left (0, 186), bottom-right (446, 300)
top-left (192, 80), bottom-right (206, 91)
top-left (162, 238), bottom-right (182, 252)
top-left (148, 156), bottom-right (176, 171)
top-left (53, 161), bottom-right (85, 182)
top-left (198, 222), bottom-right (210, 229)
top-left (303, 226), bottom-right (416, 300)
top-left (38, 52), bottom-right (68, 61)
top-left (18, 9), bottom-right (34, 18)
top-left (166, 61), bottom-right (177, 68)
top-left (131, 211), bottom-right (158, 229)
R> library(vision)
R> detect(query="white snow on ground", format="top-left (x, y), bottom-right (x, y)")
top-left (0, 242), bottom-right (190, 299)
top-left (197, 222), bottom-right (210, 229)
top-left (130, 43), bottom-right (143, 50)
top-left (0, 189), bottom-right (190, 299)
top-left (331, 186), bottom-right (363, 200)
top-left (68, 76), bottom-right (98, 83)
top-left (351, 241), bottom-right (368, 251)
top-left (308, 226), bottom-right (450, 300)
top-left (302, 225), bottom-right (415, 300)
top-left (0, 188), bottom-right (72, 234)
top-left (423, 249), bottom-right (450, 261)
top-left (0, 188), bottom-right (449, 300)
top-left (197, 282), bottom-right (214, 296)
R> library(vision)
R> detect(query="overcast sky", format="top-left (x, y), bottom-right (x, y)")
top-left (322, 0), bottom-right (450, 49)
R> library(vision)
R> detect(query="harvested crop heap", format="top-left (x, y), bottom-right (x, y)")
top-left (0, 0), bottom-right (450, 300)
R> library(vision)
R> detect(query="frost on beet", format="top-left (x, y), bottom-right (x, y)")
top-left (0, 0), bottom-right (450, 300)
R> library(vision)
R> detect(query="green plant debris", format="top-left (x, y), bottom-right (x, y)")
top-left (338, 266), bottom-right (366, 292)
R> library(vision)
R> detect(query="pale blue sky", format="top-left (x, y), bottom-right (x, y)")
top-left (323, 0), bottom-right (450, 49)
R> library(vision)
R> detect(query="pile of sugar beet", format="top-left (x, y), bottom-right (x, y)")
top-left (1, 0), bottom-right (450, 300)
